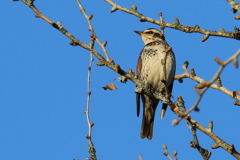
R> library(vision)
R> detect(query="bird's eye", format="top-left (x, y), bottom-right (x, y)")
top-left (145, 31), bottom-right (153, 34)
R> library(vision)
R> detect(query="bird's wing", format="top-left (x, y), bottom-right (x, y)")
top-left (160, 80), bottom-right (174, 119)
top-left (160, 55), bottom-right (176, 119)
top-left (136, 50), bottom-right (143, 117)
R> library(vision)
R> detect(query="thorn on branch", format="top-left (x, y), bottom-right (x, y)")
top-left (229, 144), bottom-right (236, 153)
top-left (85, 135), bottom-right (90, 139)
top-left (220, 28), bottom-right (225, 33)
top-left (234, 15), bottom-right (240, 20)
top-left (233, 101), bottom-right (240, 106)
top-left (128, 69), bottom-right (135, 76)
top-left (177, 96), bottom-right (186, 111)
top-left (216, 76), bottom-right (222, 87)
top-left (233, 91), bottom-right (240, 99)
top-left (178, 78), bottom-right (183, 83)
top-left (88, 14), bottom-right (93, 20)
top-left (173, 17), bottom-right (180, 25)
top-left (233, 57), bottom-right (238, 68)
top-left (182, 61), bottom-right (189, 72)
top-left (35, 13), bottom-right (40, 18)
top-left (69, 41), bottom-right (79, 46)
top-left (233, 27), bottom-right (240, 39)
top-left (52, 22), bottom-right (67, 34)
top-left (211, 144), bottom-right (220, 149)
top-left (158, 12), bottom-right (165, 32)
top-left (194, 107), bottom-right (200, 112)
top-left (109, 59), bottom-right (115, 64)
top-left (172, 119), bottom-right (180, 126)
top-left (115, 64), bottom-right (121, 72)
top-left (139, 16), bottom-right (147, 22)
top-left (173, 150), bottom-right (177, 158)
top-left (201, 33), bottom-right (210, 42)
top-left (208, 121), bottom-right (213, 132)
top-left (110, 5), bottom-right (118, 13)
top-left (190, 68), bottom-right (196, 76)
top-left (193, 25), bottom-right (200, 30)
top-left (214, 57), bottom-right (224, 65)
top-left (131, 4), bottom-right (137, 11)
top-left (103, 41), bottom-right (107, 47)
top-left (195, 83), bottom-right (206, 89)
top-left (90, 123), bottom-right (94, 127)
top-left (96, 61), bottom-right (106, 66)
top-left (232, 8), bottom-right (237, 14)
top-left (163, 152), bottom-right (168, 156)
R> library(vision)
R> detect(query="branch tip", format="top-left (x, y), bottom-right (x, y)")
top-left (214, 57), bottom-right (224, 65)
top-left (88, 14), bottom-right (93, 20)
top-left (190, 68), bottom-right (196, 76)
top-left (110, 59), bottom-right (115, 64)
top-left (103, 41), bottom-right (107, 47)
top-left (96, 61), bottom-right (106, 66)
top-left (131, 4), bottom-right (137, 11)
top-left (173, 17), bottom-right (180, 25)
top-left (35, 14), bottom-right (40, 18)
top-left (110, 5), bottom-right (118, 13)
top-left (211, 144), bottom-right (220, 149)
top-left (201, 33), bottom-right (210, 42)
top-left (233, 57), bottom-right (238, 68)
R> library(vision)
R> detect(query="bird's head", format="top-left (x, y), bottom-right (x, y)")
top-left (134, 28), bottom-right (164, 45)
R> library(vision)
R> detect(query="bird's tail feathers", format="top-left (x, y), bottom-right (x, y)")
top-left (160, 103), bottom-right (168, 119)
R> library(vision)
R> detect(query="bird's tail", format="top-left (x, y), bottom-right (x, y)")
top-left (140, 111), bottom-right (155, 140)
top-left (140, 96), bottom-right (158, 140)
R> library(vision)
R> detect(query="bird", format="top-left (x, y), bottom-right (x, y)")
top-left (135, 28), bottom-right (176, 140)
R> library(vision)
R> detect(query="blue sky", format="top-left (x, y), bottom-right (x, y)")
top-left (1, 0), bottom-right (240, 160)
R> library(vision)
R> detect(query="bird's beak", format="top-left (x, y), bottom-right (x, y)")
top-left (134, 31), bottom-right (143, 35)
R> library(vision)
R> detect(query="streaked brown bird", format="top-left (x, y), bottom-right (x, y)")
top-left (135, 28), bottom-right (176, 140)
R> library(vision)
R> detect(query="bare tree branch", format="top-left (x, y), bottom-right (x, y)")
top-left (169, 103), bottom-right (240, 159)
top-left (187, 119), bottom-right (211, 160)
top-left (174, 50), bottom-right (240, 117)
top-left (76, 0), bottom-right (111, 61)
top-left (104, 0), bottom-right (240, 41)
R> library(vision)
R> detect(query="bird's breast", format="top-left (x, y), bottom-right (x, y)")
top-left (139, 44), bottom-right (175, 92)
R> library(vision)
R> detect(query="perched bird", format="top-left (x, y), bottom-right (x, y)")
top-left (135, 28), bottom-right (176, 140)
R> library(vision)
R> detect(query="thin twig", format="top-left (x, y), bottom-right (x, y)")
top-left (76, 0), bottom-right (111, 61)
top-left (84, 37), bottom-right (97, 160)
top-left (162, 144), bottom-right (173, 160)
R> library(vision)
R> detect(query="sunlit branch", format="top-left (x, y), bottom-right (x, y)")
top-left (104, 0), bottom-right (240, 41)
top-left (170, 103), bottom-right (240, 159)
top-left (175, 50), bottom-right (240, 116)
top-left (187, 119), bottom-right (211, 160)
